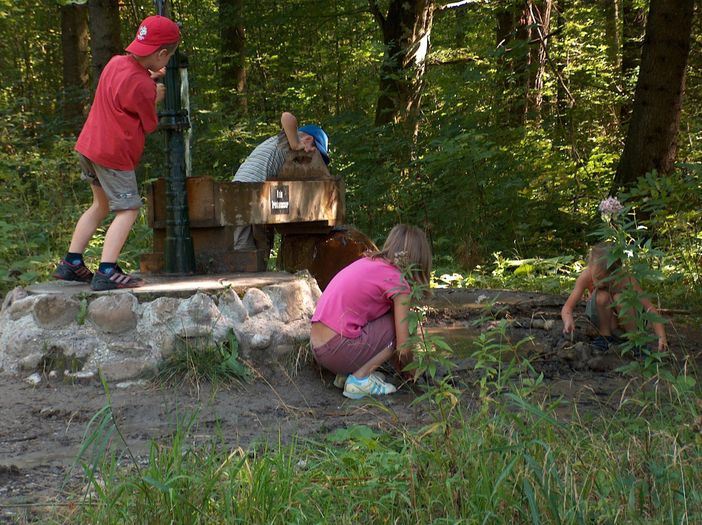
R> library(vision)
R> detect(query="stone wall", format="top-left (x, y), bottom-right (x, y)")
top-left (0, 273), bottom-right (321, 382)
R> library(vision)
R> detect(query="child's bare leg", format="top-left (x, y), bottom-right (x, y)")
top-left (68, 184), bottom-right (110, 254)
top-left (595, 289), bottom-right (615, 336)
top-left (100, 208), bottom-right (139, 263)
top-left (352, 345), bottom-right (394, 379)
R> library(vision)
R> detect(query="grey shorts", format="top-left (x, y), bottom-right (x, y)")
top-left (311, 312), bottom-right (395, 375)
top-left (585, 289), bottom-right (599, 328)
top-left (78, 153), bottom-right (142, 211)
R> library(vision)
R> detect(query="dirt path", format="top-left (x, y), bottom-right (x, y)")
top-left (1, 288), bottom-right (699, 522)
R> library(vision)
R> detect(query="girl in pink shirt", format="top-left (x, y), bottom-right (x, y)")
top-left (310, 224), bottom-right (432, 399)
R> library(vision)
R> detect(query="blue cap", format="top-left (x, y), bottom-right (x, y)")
top-left (298, 125), bottom-right (330, 165)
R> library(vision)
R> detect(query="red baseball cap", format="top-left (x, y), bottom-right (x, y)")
top-left (125, 15), bottom-right (180, 57)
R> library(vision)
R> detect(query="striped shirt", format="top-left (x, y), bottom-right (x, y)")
top-left (233, 131), bottom-right (300, 183)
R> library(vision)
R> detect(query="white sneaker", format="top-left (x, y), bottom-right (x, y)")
top-left (343, 374), bottom-right (396, 399)
top-left (334, 371), bottom-right (385, 389)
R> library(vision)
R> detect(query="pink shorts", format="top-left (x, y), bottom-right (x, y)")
top-left (311, 313), bottom-right (395, 374)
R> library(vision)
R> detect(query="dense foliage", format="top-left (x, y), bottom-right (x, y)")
top-left (0, 0), bottom-right (700, 300)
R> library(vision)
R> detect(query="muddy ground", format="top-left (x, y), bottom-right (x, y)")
top-left (1, 288), bottom-right (700, 523)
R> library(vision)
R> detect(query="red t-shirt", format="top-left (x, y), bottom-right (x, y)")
top-left (75, 55), bottom-right (159, 170)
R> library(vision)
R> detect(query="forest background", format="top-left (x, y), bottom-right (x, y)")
top-left (0, 0), bottom-right (700, 302)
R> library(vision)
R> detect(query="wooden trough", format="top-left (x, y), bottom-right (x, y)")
top-left (141, 175), bottom-right (346, 274)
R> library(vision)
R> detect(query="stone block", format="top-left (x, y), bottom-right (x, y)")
top-left (32, 295), bottom-right (80, 329)
top-left (107, 340), bottom-right (151, 356)
top-left (18, 352), bottom-right (43, 371)
top-left (6, 295), bottom-right (38, 321)
top-left (99, 358), bottom-right (158, 381)
top-left (218, 289), bottom-right (248, 324)
top-left (174, 292), bottom-right (229, 339)
top-left (88, 294), bottom-right (138, 334)
top-left (264, 279), bottom-right (316, 323)
top-left (142, 296), bottom-right (180, 325)
top-left (1, 287), bottom-right (29, 313)
top-left (243, 288), bottom-right (273, 317)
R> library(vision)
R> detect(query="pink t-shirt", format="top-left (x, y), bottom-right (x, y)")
top-left (75, 55), bottom-right (159, 170)
top-left (311, 257), bottom-right (410, 338)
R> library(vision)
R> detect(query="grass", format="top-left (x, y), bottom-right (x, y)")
top-left (155, 329), bottom-right (252, 393)
top-left (50, 382), bottom-right (700, 524)
top-left (42, 317), bottom-right (701, 525)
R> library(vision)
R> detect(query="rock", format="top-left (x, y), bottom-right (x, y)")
top-left (218, 289), bottom-right (248, 324)
top-left (99, 358), bottom-right (158, 382)
top-left (271, 343), bottom-right (296, 359)
top-left (559, 346), bottom-right (577, 362)
top-left (174, 293), bottom-right (230, 340)
top-left (2, 288), bottom-right (30, 315)
top-left (0, 320), bottom-right (46, 372)
top-left (25, 373), bottom-right (41, 385)
top-left (88, 294), bottom-right (138, 334)
top-left (64, 370), bottom-right (96, 384)
top-left (7, 296), bottom-right (39, 321)
top-left (251, 331), bottom-right (272, 350)
top-left (242, 288), bottom-right (273, 317)
top-left (32, 295), bottom-right (80, 329)
top-left (278, 318), bottom-right (312, 346)
top-left (264, 279), bottom-right (316, 323)
top-left (141, 296), bottom-right (180, 325)
top-left (573, 342), bottom-right (591, 362)
top-left (115, 379), bottom-right (149, 389)
top-left (107, 340), bottom-right (151, 356)
top-left (18, 352), bottom-right (43, 371)
top-left (588, 354), bottom-right (625, 372)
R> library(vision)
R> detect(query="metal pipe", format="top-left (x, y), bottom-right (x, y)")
top-left (155, 0), bottom-right (195, 274)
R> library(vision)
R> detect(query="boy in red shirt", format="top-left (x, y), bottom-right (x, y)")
top-left (53, 15), bottom-right (180, 290)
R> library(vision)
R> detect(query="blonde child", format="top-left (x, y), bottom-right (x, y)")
top-left (561, 243), bottom-right (667, 352)
top-left (310, 224), bottom-right (432, 399)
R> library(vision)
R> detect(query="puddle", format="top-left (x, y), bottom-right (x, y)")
top-left (425, 325), bottom-right (479, 357)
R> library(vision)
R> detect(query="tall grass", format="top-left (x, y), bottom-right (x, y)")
top-left (54, 327), bottom-right (701, 524)
top-left (56, 388), bottom-right (701, 524)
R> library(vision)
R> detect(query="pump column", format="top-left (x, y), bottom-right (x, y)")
top-left (159, 46), bottom-right (196, 274)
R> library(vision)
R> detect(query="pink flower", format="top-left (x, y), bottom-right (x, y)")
top-left (598, 196), bottom-right (623, 216)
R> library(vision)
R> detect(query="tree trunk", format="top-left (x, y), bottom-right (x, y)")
top-left (495, 1), bottom-right (531, 125)
top-left (455, 3), bottom-right (469, 48)
top-left (528, 0), bottom-right (552, 122)
top-left (371, 0), bottom-right (435, 132)
top-left (219, 0), bottom-right (247, 114)
top-left (554, 0), bottom-right (577, 159)
top-left (601, 0), bottom-right (622, 124)
top-left (619, 0), bottom-right (645, 123)
top-left (87, 0), bottom-right (122, 88)
top-left (614, 0), bottom-right (694, 189)
top-left (60, 2), bottom-right (90, 124)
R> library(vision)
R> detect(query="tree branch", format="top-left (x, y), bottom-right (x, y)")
top-left (528, 2), bottom-right (575, 105)
top-left (427, 55), bottom-right (476, 67)
top-left (437, 0), bottom-right (481, 11)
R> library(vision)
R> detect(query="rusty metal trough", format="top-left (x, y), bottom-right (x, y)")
top-left (141, 175), bottom-right (346, 274)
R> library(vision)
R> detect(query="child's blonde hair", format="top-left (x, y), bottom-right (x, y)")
top-left (369, 224), bottom-right (432, 285)
top-left (588, 242), bottom-right (622, 275)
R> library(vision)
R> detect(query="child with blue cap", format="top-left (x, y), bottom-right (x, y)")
top-left (232, 112), bottom-right (330, 252)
